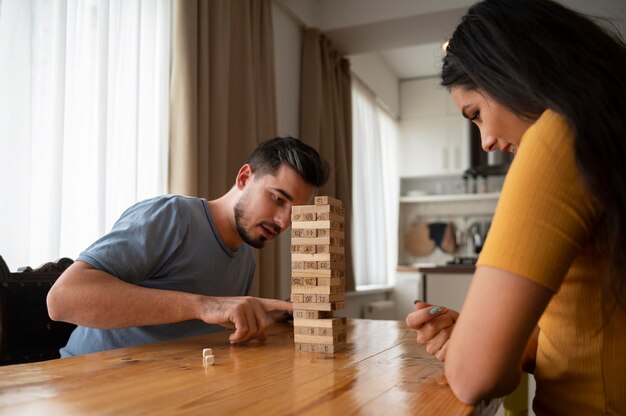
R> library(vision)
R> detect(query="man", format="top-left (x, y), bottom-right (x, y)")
top-left (47, 137), bottom-right (329, 357)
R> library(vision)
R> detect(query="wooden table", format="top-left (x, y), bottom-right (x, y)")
top-left (0, 319), bottom-right (501, 415)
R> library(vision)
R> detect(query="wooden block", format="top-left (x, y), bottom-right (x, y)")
top-left (291, 272), bottom-right (346, 286)
top-left (293, 317), bottom-right (346, 328)
top-left (292, 205), bottom-right (343, 215)
top-left (294, 342), bottom-right (312, 352)
top-left (291, 291), bottom-right (343, 303)
top-left (203, 355), bottom-right (215, 366)
top-left (292, 301), bottom-right (344, 311)
top-left (291, 236), bottom-right (344, 246)
top-left (290, 244), bottom-right (317, 254)
top-left (289, 293), bottom-right (343, 303)
top-left (290, 228), bottom-right (345, 240)
top-left (202, 348), bottom-right (213, 358)
top-left (291, 276), bottom-right (345, 286)
top-left (316, 260), bottom-right (345, 270)
top-left (316, 276), bottom-right (345, 285)
top-left (293, 310), bottom-right (334, 319)
top-left (316, 229), bottom-right (344, 238)
top-left (314, 196), bottom-right (342, 207)
top-left (294, 332), bottom-right (347, 345)
top-left (290, 212), bottom-right (316, 222)
top-left (294, 342), bottom-right (346, 353)
top-left (304, 261), bottom-right (318, 270)
top-left (314, 293), bottom-right (344, 303)
top-left (291, 261), bottom-right (319, 270)
top-left (294, 326), bottom-right (317, 336)
top-left (292, 269), bottom-right (345, 278)
top-left (291, 252), bottom-right (344, 262)
top-left (291, 276), bottom-right (319, 286)
top-left (314, 212), bottom-right (344, 222)
top-left (315, 245), bottom-right (345, 254)
top-left (291, 220), bottom-right (344, 231)
top-left (290, 293), bottom-right (304, 302)
top-left (291, 228), bottom-right (318, 238)
top-left (290, 285), bottom-right (344, 294)
top-left (294, 325), bottom-right (345, 336)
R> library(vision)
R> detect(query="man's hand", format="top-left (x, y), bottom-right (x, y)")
top-left (405, 301), bottom-right (459, 361)
top-left (200, 297), bottom-right (293, 344)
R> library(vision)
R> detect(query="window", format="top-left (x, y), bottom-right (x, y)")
top-left (0, 0), bottom-right (171, 270)
top-left (351, 78), bottom-right (399, 288)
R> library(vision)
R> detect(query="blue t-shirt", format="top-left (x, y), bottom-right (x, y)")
top-left (60, 195), bottom-right (255, 357)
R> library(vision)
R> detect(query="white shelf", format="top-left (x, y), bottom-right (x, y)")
top-left (400, 172), bottom-right (467, 181)
top-left (400, 192), bottom-right (500, 203)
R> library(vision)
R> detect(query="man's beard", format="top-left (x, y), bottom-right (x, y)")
top-left (234, 197), bottom-right (269, 249)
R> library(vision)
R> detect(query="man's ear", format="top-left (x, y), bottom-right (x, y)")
top-left (236, 164), bottom-right (254, 190)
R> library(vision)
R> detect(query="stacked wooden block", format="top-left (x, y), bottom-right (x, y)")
top-left (291, 196), bottom-right (347, 353)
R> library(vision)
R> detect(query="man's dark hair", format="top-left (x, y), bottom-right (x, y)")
top-left (247, 136), bottom-right (329, 188)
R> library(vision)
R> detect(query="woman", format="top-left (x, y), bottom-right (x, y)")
top-left (405, 0), bottom-right (626, 414)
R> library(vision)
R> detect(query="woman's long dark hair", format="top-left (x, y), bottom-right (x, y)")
top-left (442, 0), bottom-right (626, 311)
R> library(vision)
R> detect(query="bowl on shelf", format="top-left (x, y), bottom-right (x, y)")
top-left (406, 189), bottom-right (428, 197)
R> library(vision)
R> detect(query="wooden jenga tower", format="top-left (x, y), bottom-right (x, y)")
top-left (291, 196), bottom-right (347, 353)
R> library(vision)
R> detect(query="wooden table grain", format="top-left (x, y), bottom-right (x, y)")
top-left (0, 319), bottom-right (501, 415)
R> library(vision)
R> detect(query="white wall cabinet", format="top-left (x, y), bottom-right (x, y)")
top-left (399, 77), bottom-right (469, 177)
top-left (394, 271), bottom-right (422, 320)
top-left (423, 271), bottom-right (473, 312)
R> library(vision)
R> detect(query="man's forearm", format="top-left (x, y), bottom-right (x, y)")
top-left (47, 261), bottom-right (204, 329)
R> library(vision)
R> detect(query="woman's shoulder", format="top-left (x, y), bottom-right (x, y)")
top-left (516, 108), bottom-right (577, 172)
top-left (524, 109), bottom-right (573, 144)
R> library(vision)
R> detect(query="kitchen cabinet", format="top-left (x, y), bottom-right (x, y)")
top-left (399, 77), bottom-right (469, 177)
top-left (422, 269), bottom-right (474, 312)
top-left (394, 269), bottom-right (423, 320)
top-left (396, 266), bottom-right (474, 315)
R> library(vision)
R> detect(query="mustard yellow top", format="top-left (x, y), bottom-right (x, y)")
top-left (477, 109), bottom-right (626, 415)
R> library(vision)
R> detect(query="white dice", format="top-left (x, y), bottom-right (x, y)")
top-left (202, 348), bottom-right (215, 366)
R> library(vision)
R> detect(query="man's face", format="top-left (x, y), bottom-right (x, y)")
top-left (234, 164), bottom-right (315, 248)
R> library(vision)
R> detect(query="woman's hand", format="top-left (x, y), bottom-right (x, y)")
top-left (406, 301), bottom-right (459, 361)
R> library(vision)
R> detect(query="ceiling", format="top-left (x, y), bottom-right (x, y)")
top-left (376, 43), bottom-right (446, 80)
top-left (278, 0), bottom-right (626, 80)
top-left (278, 0), bottom-right (472, 79)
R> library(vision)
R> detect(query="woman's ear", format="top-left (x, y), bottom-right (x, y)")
top-left (236, 164), bottom-right (253, 190)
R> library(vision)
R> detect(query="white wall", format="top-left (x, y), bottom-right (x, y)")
top-left (350, 53), bottom-right (400, 118)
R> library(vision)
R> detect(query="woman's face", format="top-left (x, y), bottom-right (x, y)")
top-left (450, 86), bottom-right (534, 154)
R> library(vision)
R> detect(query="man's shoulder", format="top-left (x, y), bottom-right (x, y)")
top-left (130, 195), bottom-right (206, 215)
top-left (113, 195), bottom-right (208, 233)
top-left (143, 194), bottom-right (205, 206)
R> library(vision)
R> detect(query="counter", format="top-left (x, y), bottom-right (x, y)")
top-left (398, 264), bottom-right (476, 274)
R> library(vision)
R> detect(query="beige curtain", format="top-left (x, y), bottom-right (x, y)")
top-left (299, 28), bottom-right (354, 291)
top-left (169, 0), bottom-right (281, 298)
